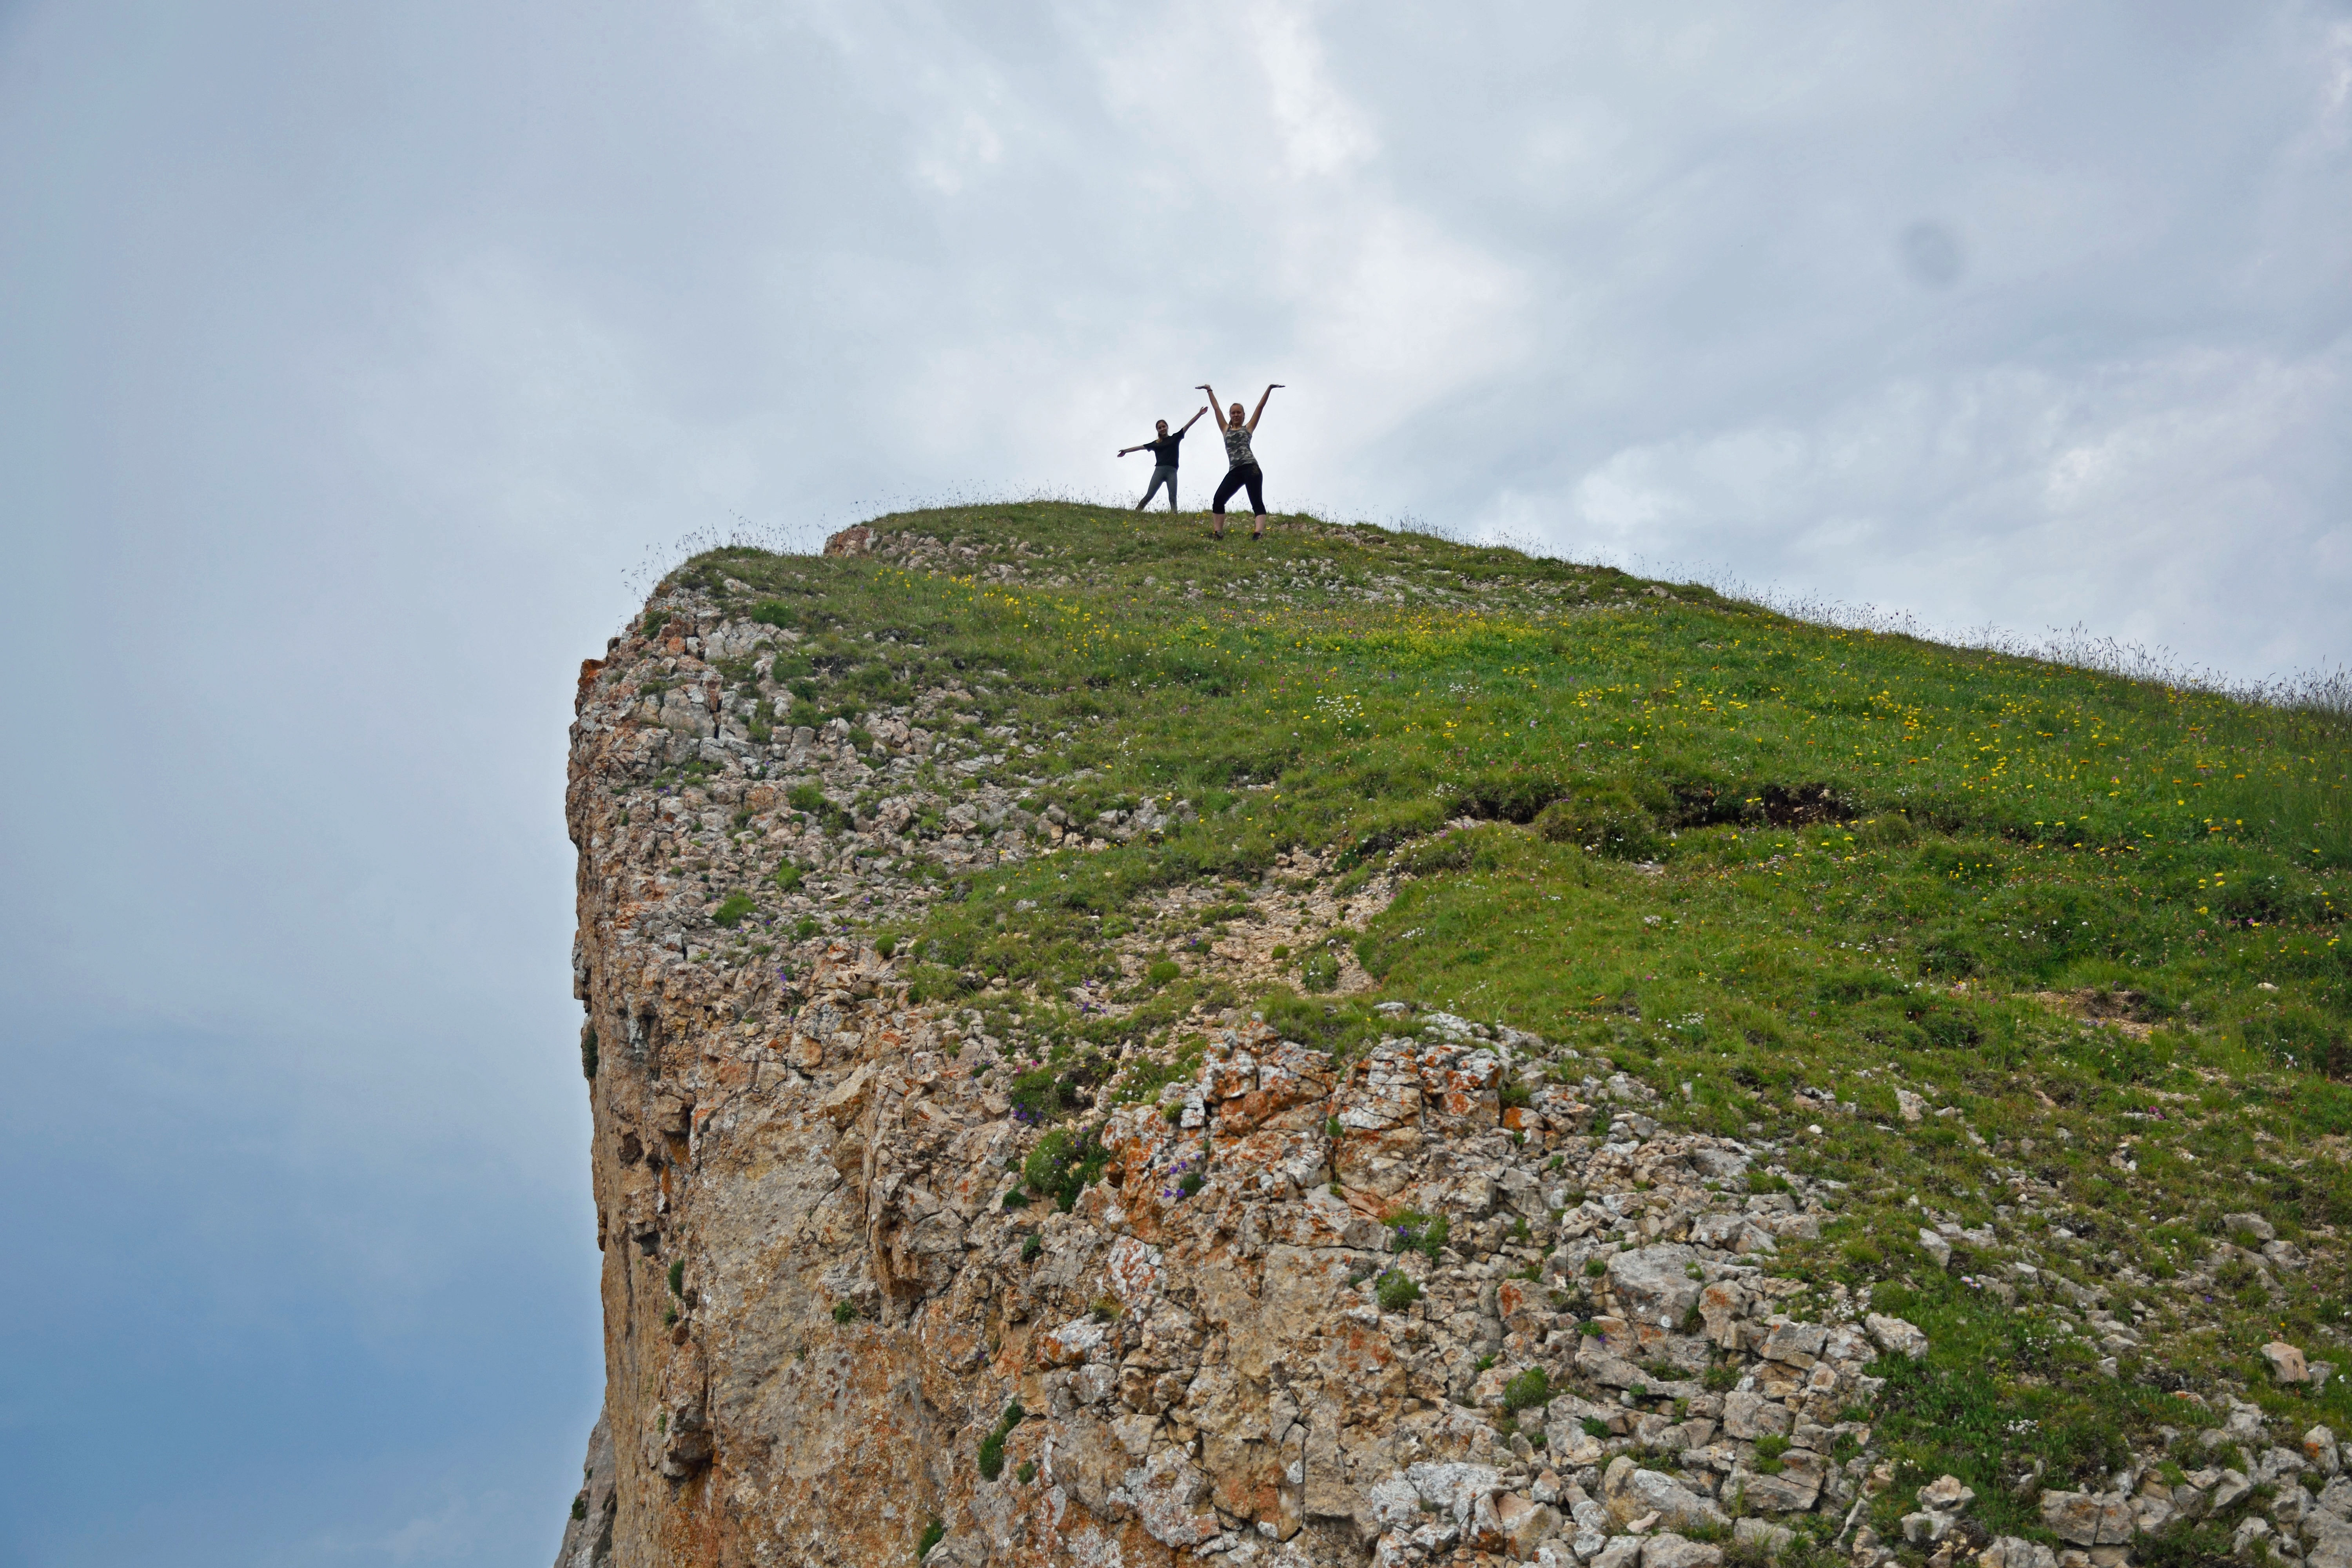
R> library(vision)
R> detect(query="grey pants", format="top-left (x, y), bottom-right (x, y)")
top-left (1137, 465), bottom-right (1179, 511)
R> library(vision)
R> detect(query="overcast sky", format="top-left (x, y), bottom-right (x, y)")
top-left (3, 3), bottom-right (2348, 1564)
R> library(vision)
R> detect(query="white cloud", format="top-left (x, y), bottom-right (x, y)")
top-left (1488, 336), bottom-right (2352, 675)
top-left (1249, 0), bottom-right (1377, 178)
top-left (913, 107), bottom-right (1006, 193)
top-left (2322, 22), bottom-right (2352, 140)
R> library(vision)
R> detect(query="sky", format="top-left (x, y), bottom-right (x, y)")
top-left (2, 2), bottom-right (2348, 1563)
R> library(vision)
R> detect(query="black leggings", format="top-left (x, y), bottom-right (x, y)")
top-left (1212, 463), bottom-right (1265, 516)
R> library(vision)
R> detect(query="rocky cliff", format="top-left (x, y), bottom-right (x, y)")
top-left (553, 509), bottom-right (2352, 1568)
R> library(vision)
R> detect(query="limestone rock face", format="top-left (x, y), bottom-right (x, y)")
top-left (555, 580), bottom-right (1904, 1568)
top-left (556, 1413), bottom-right (617, 1568)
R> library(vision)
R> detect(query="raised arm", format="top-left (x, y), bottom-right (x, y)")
top-left (1197, 386), bottom-right (1227, 430)
top-left (1180, 406), bottom-right (1209, 433)
top-left (1247, 383), bottom-right (1283, 431)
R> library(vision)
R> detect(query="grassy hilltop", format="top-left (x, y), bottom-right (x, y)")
top-left (650, 501), bottom-right (2348, 1540)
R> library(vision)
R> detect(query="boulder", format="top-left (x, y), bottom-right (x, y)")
top-left (1720, 1392), bottom-right (1794, 1441)
top-left (1608, 1245), bottom-right (1704, 1329)
top-left (1735, 1451), bottom-right (1824, 1512)
top-left (1575, 1341), bottom-right (1650, 1390)
top-left (1865, 1313), bottom-right (1929, 1360)
top-left (1409, 1461), bottom-right (1503, 1526)
top-left (1688, 1213), bottom-right (1747, 1251)
top-left (2261, 1445), bottom-right (2311, 1486)
top-left (2266, 1342), bottom-right (2312, 1384)
top-left (1641, 1533), bottom-right (1724, 1568)
top-left (1695, 1280), bottom-right (1749, 1345)
top-left (1980, 1537), bottom-right (2059, 1568)
top-left (1495, 1493), bottom-right (1564, 1560)
top-left (1469, 1492), bottom-right (1511, 1555)
top-left (1547, 1425), bottom-right (1608, 1468)
top-left (1689, 1148), bottom-right (1749, 1181)
top-left (1758, 1319), bottom-right (1827, 1368)
top-left (1603, 1458), bottom-right (1728, 1533)
top-left (1919, 1474), bottom-right (1976, 1512)
top-left (2306, 1517), bottom-right (2352, 1568)
top-left (2039, 1490), bottom-right (2135, 1546)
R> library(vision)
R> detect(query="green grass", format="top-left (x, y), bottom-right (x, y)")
top-left (1503, 1365), bottom-right (1551, 1411)
top-left (1023, 1125), bottom-right (1112, 1211)
top-left (1389, 1210), bottom-right (1452, 1261)
top-left (977, 1401), bottom-right (1024, 1482)
top-left (656, 503), bottom-right (2343, 1018)
top-left (646, 500), bottom-right (2352, 1486)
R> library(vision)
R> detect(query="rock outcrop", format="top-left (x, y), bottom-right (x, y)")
top-left (555, 568), bottom-right (1913, 1567)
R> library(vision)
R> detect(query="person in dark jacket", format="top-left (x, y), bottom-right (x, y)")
top-left (1198, 382), bottom-right (1281, 539)
top-left (1118, 407), bottom-right (1207, 512)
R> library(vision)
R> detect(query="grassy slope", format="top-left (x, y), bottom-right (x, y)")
top-left (660, 501), bottom-right (2349, 1538)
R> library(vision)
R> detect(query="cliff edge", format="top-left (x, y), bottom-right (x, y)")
top-left (555, 504), bottom-right (2352, 1568)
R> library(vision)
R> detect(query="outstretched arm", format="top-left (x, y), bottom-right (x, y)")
top-left (1247, 383), bottom-right (1283, 431)
top-left (1180, 407), bottom-right (1209, 433)
top-left (1197, 386), bottom-right (1227, 430)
